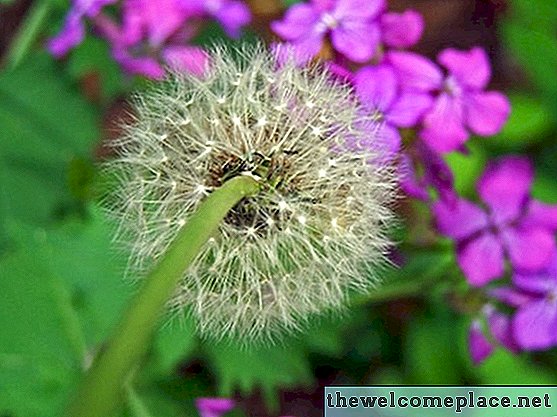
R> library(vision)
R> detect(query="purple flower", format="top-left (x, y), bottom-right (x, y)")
top-left (184, 0), bottom-right (251, 38)
top-left (399, 141), bottom-right (456, 203)
top-left (511, 256), bottom-right (557, 350)
top-left (354, 64), bottom-right (432, 160)
top-left (195, 398), bottom-right (235, 417)
top-left (271, 0), bottom-right (385, 65)
top-left (468, 319), bottom-right (494, 365)
top-left (433, 156), bottom-right (557, 286)
top-left (468, 304), bottom-right (520, 365)
top-left (47, 0), bottom-right (117, 56)
top-left (95, 0), bottom-right (209, 79)
top-left (387, 48), bottom-right (511, 154)
top-left (380, 9), bottom-right (424, 49)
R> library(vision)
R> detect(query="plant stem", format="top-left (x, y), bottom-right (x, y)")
top-left (4, 0), bottom-right (51, 70)
top-left (64, 175), bottom-right (260, 417)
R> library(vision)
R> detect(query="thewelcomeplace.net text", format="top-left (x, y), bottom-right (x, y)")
top-left (326, 390), bottom-right (552, 413)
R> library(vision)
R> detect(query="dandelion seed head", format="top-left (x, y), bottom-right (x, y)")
top-left (102, 44), bottom-right (397, 343)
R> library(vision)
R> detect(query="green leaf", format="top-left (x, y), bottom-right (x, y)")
top-left (501, 20), bottom-right (557, 97)
top-left (487, 94), bottom-right (556, 150)
top-left (203, 341), bottom-right (313, 412)
top-left (405, 309), bottom-right (466, 384)
top-left (152, 318), bottom-right (198, 376)
top-left (0, 229), bottom-right (82, 417)
top-left (0, 52), bottom-right (100, 227)
top-left (0, 211), bottom-right (131, 417)
top-left (446, 143), bottom-right (487, 198)
top-left (477, 350), bottom-right (557, 384)
top-left (36, 209), bottom-right (131, 345)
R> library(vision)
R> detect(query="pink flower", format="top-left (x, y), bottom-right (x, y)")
top-left (95, 0), bottom-right (210, 79)
top-left (271, 0), bottom-right (386, 65)
top-left (354, 64), bottom-right (432, 160)
top-left (47, 0), bottom-right (117, 56)
top-left (182, 0), bottom-right (251, 38)
top-left (433, 156), bottom-right (557, 286)
top-left (468, 304), bottom-right (520, 365)
top-left (195, 398), bottom-right (235, 417)
top-left (387, 47), bottom-right (511, 153)
top-left (380, 9), bottom-right (424, 49)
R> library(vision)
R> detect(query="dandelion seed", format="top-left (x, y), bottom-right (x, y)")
top-left (102, 44), bottom-right (397, 342)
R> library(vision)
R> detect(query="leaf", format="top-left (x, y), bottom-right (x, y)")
top-left (477, 350), bottom-right (557, 384)
top-left (203, 340), bottom-right (313, 412)
top-left (152, 318), bottom-right (198, 376)
top-left (36, 209), bottom-right (131, 345)
top-left (0, 210), bottom-right (131, 416)
top-left (0, 229), bottom-right (82, 417)
top-left (446, 143), bottom-right (487, 197)
top-left (0, 52), bottom-right (100, 227)
top-left (487, 94), bottom-right (556, 150)
top-left (501, 20), bottom-right (557, 98)
top-left (405, 308), bottom-right (466, 384)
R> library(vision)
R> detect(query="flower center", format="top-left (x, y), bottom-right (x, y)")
top-left (443, 76), bottom-right (463, 97)
top-left (320, 12), bottom-right (339, 29)
top-left (207, 150), bottom-right (297, 236)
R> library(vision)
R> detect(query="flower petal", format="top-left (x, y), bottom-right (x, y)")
top-left (355, 65), bottom-right (397, 112)
top-left (399, 154), bottom-right (429, 201)
top-left (214, 1), bottom-right (251, 38)
top-left (503, 226), bottom-right (556, 273)
top-left (386, 51), bottom-right (443, 92)
top-left (112, 47), bottom-right (165, 79)
top-left (433, 198), bottom-right (489, 240)
top-left (476, 156), bottom-right (533, 223)
top-left (381, 10), bottom-right (424, 48)
top-left (271, 4), bottom-right (321, 41)
top-left (513, 254), bottom-right (557, 294)
top-left (485, 306), bottom-right (520, 353)
top-left (331, 22), bottom-right (380, 63)
top-left (387, 91), bottom-right (432, 127)
top-left (522, 201), bottom-right (557, 231)
top-left (489, 286), bottom-right (535, 307)
top-left (465, 91), bottom-right (511, 136)
top-left (47, 14), bottom-right (85, 57)
top-left (438, 47), bottom-right (491, 90)
top-left (162, 46), bottom-right (210, 77)
top-left (513, 299), bottom-right (557, 350)
top-left (457, 233), bottom-right (505, 286)
top-left (420, 93), bottom-right (468, 154)
top-left (468, 320), bottom-right (494, 365)
top-left (333, 0), bottom-right (385, 20)
top-left (195, 398), bottom-right (235, 417)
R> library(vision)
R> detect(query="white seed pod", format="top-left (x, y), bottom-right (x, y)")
top-left (102, 43), bottom-right (397, 342)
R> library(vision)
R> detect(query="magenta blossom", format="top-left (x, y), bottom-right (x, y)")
top-left (195, 398), bottom-right (235, 417)
top-left (95, 0), bottom-right (209, 78)
top-left (433, 156), bottom-right (557, 286)
top-left (183, 0), bottom-right (251, 38)
top-left (400, 141), bottom-right (456, 203)
top-left (271, 0), bottom-right (386, 65)
top-left (47, 0), bottom-right (117, 56)
top-left (507, 256), bottom-right (557, 350)
top-left (387, 48), bottom-right (511, 153)
top-left (380, 9), bottom-right (424, 49)
top-left (354, 64), bottom-right (432, 160)
top-left (468, 304), bottom-right (520, 365)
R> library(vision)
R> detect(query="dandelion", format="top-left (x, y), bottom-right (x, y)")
top-left (102, 43), bottom-right (397, 342)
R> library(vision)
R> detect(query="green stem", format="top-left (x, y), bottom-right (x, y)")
top-left (65, 175), bottom-right (260, 417)
top-left (4, 0), bottom-right (51, 70)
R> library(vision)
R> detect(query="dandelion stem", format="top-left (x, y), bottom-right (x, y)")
top-left (64, 175), bottom-right (260, 417)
